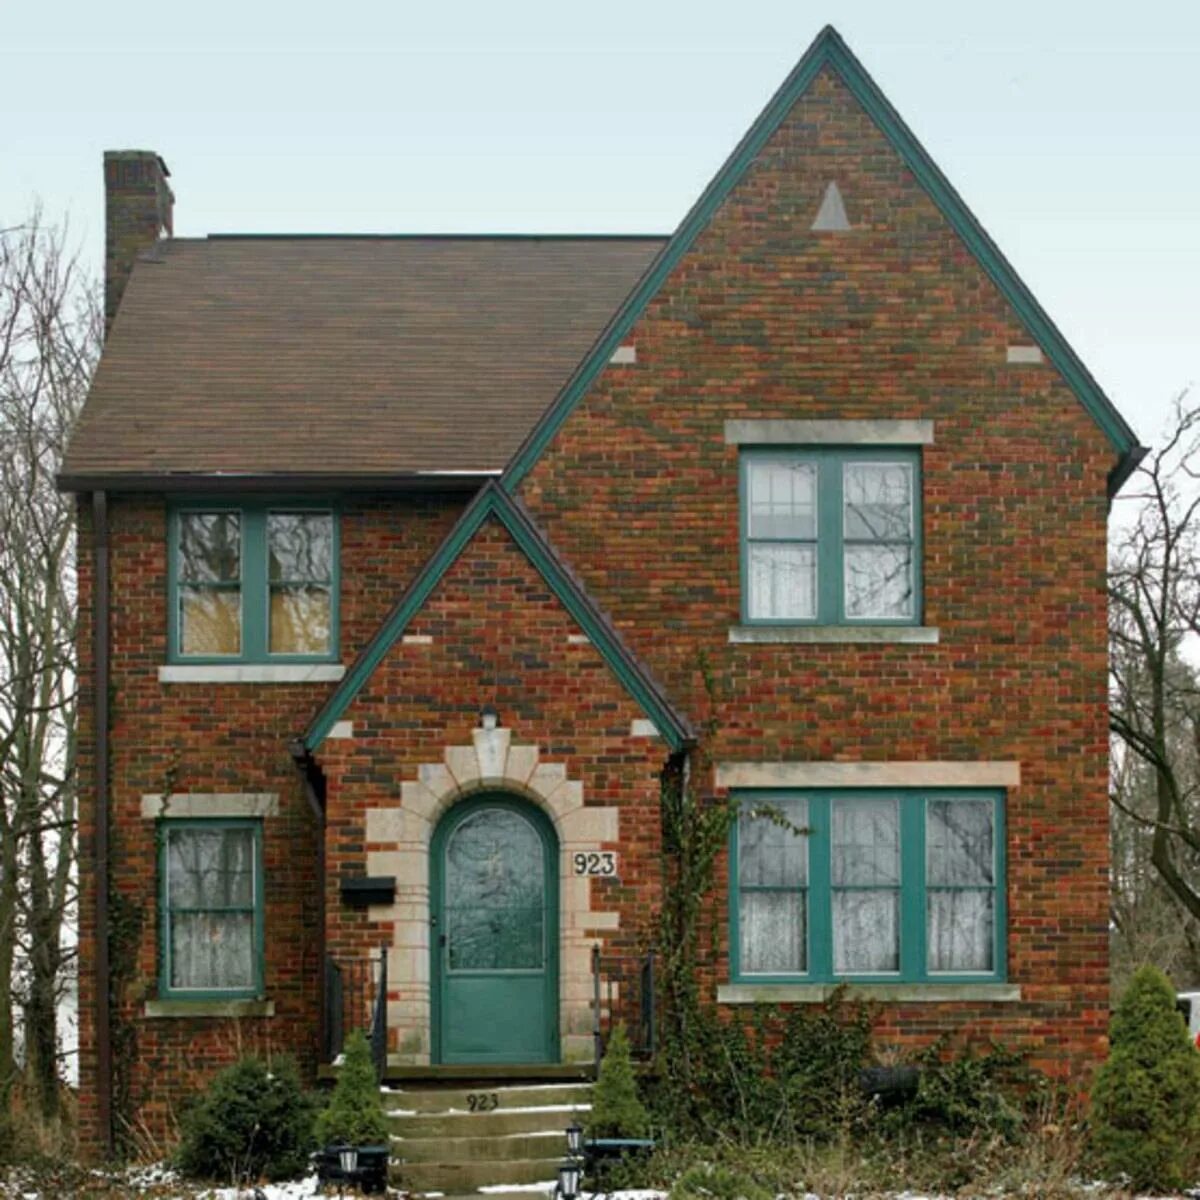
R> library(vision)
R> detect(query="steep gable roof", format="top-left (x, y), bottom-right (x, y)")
top-left (60, 235), bottom-right (665, 486)
top-left (303, 482), bottom-right (695, 752)
top-left (501, 25), bottom-right (1145, 498)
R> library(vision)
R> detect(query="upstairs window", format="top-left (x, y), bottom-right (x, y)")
top-left (169, 503), bottom-right (337, 662)
top-left (741, 449), bottom-right (920, 624)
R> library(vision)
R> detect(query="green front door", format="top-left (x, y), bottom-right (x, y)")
top-left (431, 796), bottom-right (559, 1064)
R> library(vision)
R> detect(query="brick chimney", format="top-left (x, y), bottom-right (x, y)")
top-left (103, 150), bottom-right (173, 337)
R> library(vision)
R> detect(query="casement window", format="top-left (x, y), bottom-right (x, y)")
top-left (159, 820), bottom-right (264, 998)
top-left (740, 449), bottom-right (921, 625)
top-left (168, 504), bottom-right (338, 662)
top-left (731, 789), bottom-right (1005, 983)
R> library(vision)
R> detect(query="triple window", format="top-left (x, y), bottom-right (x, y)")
top-left (169, 504), bottom-right (337, 662)
top-left (732, 789), bottom-right (1004, 982)
top-left (741, 449), bottom-right (920, 624)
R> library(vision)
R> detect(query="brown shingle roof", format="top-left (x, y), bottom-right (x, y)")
top-left (61, 235), bottom-right (665, 483)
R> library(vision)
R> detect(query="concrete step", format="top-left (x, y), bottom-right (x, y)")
top-left (390, 1104), bottom-right (588, 1138)
top-left (385, 1082), bottom-right (592, 1113)
top-left (395, 1131), bottom-right (567, 1163)
top-left (394, 1157), bottom-right (560, 1191)
top-left (380, 1061), bottom-right (592, 1083)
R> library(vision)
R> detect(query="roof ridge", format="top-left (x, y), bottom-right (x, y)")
top-left (204, 232), bottom-right (670, 242)
top-left (301, 481), bottom-right (694, 753)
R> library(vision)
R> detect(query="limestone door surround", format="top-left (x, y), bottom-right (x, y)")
top-left (361, 726), bottom-right (620, 1063)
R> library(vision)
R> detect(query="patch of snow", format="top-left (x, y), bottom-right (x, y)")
top-left (478, 1183), bottom-right (556, 1194)
top-left (441, 1103), bottom-right (590, 1115)
top-left (196, 1176), bottom-right (321, 1199)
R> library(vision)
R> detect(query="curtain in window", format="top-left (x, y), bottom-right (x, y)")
top-left (167, 827), bottom-right (256, 990)
top-left (832, 797), bottom-right (900, 973)
top-left (926, 799), bottom-right (994, 972)
top-left (738, 797), bottom-right (808, 974)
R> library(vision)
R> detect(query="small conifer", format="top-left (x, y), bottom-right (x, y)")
top-left (1090, 964), bottom-right (1200, 1191)
top-left (316, 1029), bottom-right (390, 1146)
top-left (588, 1023), bottom-right (650, 1138)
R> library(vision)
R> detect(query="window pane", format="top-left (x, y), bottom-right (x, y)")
top-left (843, 462), bottom-right (912, 541)
top-left (833, 890), bottom-right (899, 973)
top-left (740, 890), bottom-right (807, 974)
top-left (268, 512), bottom-right (333, 582)
top-left (179, 587), bottom-right (241, 656)
top-left (844, 544), bottom-right (914, 619)
top-left (269, 585), bottom-right (332, 655)
top-left (748, 459), bottom-right (817, 539)
top-left (739, 798), bottom-right (808, 887)
top-left (179, 513), bottom-right (240, 583)
top-left (170, 912), bottom-right (254, 990)
top-left (167, 828), bottom-right (256, 908)
top-left (748, 544), bottom-right (816, 620)
top-left (927, 800), bottom-right (994, 886)
top-left (832, 798), bottom-right (899, 886)
top-left (928, 890), bottom-right (994, 972)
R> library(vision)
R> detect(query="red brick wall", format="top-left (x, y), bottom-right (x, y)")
top-left (74, 493), bottom-right (466, 1151)
top-left (515, 69), bottom-right (1113, 1074)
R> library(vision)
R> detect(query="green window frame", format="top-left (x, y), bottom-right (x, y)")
top-left (158, 818), bottom-right (265, 1000)
top-left (167, 500), bottom-right (339, 663)
top-left (739, 448), bottom-right (922, 625)
top-left (730, 789), bottom-right (1006, 984)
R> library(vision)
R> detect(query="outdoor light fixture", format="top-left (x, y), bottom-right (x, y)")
top-left (566, 1119), bottom-right (584, 1156)
top-left (338, 1147), bottom-right (359, 1176)
top-left (558, 1159), bottom-right (582, 1200)
top-left (479, 704), bottom-right (500, 731)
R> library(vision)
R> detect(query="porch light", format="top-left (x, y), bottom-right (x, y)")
top-left (479, 704), bottom-right (500, 731)
top-left (558, 1159), bottom-right (582, 1200)
top-left (338, 1146), bottom-right (359, 1176)
top-left (566, 1119), bottom-right (584, 1156)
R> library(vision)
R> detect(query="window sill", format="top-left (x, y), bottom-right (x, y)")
top-left (143, 998), bottom-right (275, 1019)
top-left (717, 982), bottom-right (1020, 1004)
top-left (728, 625), bottom-right (939, 645)
top-left (159, 663), bottom-right (346, 684)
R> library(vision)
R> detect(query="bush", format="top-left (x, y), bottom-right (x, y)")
top-left (176, 1055), bottom-right (315, 1183)
top-left (588, 1023), bottom-right (650, 1138)
top-left (315, 1029), bottom-right (389, 1146)
top-left (1089, 964), bottom-right (1200, 1191)
top-left (670, 1161), bottom-right (773, 1200)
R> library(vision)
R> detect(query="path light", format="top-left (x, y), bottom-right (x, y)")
top-left (338, 1146), bottom-right (358, 1176)
top-left (558, 1159), bottom-right (582, 1200)
top-left (566, 1119), bottom-right (583, 1157)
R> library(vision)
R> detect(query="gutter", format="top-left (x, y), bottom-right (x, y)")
top-left (287, 739), bottom-right (328, 1052)
top-left (92, 491), bottom-right (114, 1155)
top-left (1107, 444), bottom-right (1150, 507)
top-left (55, 471), bottom-right (495, 495)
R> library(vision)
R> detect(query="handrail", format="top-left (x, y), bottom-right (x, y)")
top-left (590, 946), bottom-right (656, 1067)
top-left (323, 946), bottom-right (389, 1078)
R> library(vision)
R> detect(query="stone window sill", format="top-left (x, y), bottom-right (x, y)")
top-left (728, 625), bottom-right (939, 645)
top-left (143, 998), bottom-right (275, 1019)
top-left (159, 663), bottom-right (346, 684)
top-left (717, 983), bottom-right (1020, 1004)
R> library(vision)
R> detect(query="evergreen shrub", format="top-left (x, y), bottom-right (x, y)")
top-left (315, 1029), bottom-right (389, 1146)
top-left (176, 1055), bottom-right (315, 1182)
top-left (588, 1022), bottom-right (650, 1138)
top-left (1089, 964), bottom-right (1200, 1192)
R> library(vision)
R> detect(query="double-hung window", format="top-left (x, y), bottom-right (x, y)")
top-left (732, 789), bottom-right (1004, 983)
top-left (159, 820), bottom-right (264, 998)
top-left (741, 449), bottom-right (920, 625)
top-left (169, 503), bottom-right (338, 662)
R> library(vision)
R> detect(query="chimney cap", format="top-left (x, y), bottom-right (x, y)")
top-left (103, 149), bottom-right (170, 178)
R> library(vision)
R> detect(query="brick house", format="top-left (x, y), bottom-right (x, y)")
top-left (64, 27), bottom-right (1143, 1158)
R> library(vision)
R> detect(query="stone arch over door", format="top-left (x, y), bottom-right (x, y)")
top-left (363, 725), bottom-right (620, 1064)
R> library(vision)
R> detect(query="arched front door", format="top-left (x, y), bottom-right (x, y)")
top-left (430, 795), bottom-right (559, 1064)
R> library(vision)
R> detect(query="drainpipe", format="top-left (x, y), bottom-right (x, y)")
top-left (288, 739), bottom-right (328, 1059)
top-left (92, 490), bottom-right (113, 1155)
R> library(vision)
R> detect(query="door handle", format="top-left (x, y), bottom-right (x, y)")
top-left (439, 933), bottom-right (448, 948)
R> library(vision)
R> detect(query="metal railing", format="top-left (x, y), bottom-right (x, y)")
top-left (591, 945), bottom-right (656, 1073)
top-left (323, 946), bottom-right (389, 1079)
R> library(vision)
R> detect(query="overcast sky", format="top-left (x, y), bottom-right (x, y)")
top-left (3, 0), bottom-right (1197, 454)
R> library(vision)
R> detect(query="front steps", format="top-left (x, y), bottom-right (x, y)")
top-left (386, 1080), bottom-right (591, 1195)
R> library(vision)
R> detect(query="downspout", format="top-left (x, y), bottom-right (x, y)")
top-left (288, 739), bottom-right (327, 1059)
top-left (92, 490), bottom-right (113, 1155)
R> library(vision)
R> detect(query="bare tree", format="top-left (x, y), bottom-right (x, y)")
top-left (0, 212), bottom-right (98, 1120)
top-left (1109, 393), bottom-right (1200, 985)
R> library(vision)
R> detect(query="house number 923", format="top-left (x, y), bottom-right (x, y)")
top-left (572, 851), bottom-right (617, 877)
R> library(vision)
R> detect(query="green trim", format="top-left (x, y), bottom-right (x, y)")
top-left (739, 448), bottom-right (922, 626)
top-left (167, 498), bottom-right (340, 665)
top-left (730, 788), bottom-right (1006, 985)
top-left (304, 484), bottom-right (693, 752)
top-left (430, 794), bottom-right (560, 1064)
top-left (501, 25), bottom-right (1136, 492)
top-left (157, 818), bottom-right (265, 1001)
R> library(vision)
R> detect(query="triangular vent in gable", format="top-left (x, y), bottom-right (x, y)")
top-left (811, 181), bottom-right (851, 231)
